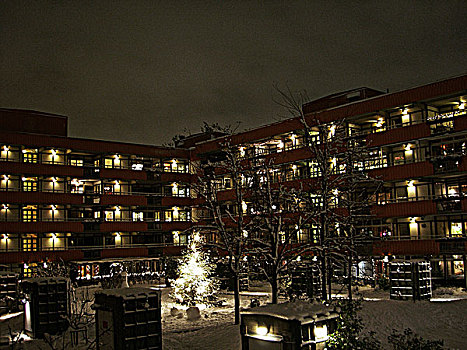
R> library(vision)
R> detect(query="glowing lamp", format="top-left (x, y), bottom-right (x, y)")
top-left (256, 326), bottom-right (268, 336)
top-left (239, 146), bottom-right (245, 157)
top-left (314, 324), bottom-right (328, 342)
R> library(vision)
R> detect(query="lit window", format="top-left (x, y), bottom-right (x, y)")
top-left (23, 150), bottom-right (38, 163)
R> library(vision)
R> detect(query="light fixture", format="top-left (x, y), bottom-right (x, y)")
top-left (239, 146), bottom-right (245, 157)
top-left (2, 234), bottom-right (8, 240)
top-left (459, 102), bottom-right (465, 110)
top-left (292, 164), bottom-right (297, 171)
top-left (241, 201), bottom-right (248, 213)
top-left (314, 324), bottom-right (328, 342)
top-left (52, 177), bottom-right (57, 183)
top-left (51, 149), bottom-right (57, 156)
top-left (256, 326), bottom-right (268, 336)
top-left (114, 154), bottom-right (120, 159)
top-left (277, 140), bottom-right (284, 149)
top-left (51, 233), bottom-right (57, 240)
top-left (115, 206), bottom-right (121, 214)
top-left (404, 144), bottom-right (411, 151)
top-left (1, 204), bottom-right (7, 210)
top-left (3, 145), bottom-right (9, 152)
top-left (376, 117), bottom-right (384, 127)
top-left (407, 180), bottom-right (414, 188)
top-left (51, 205), bottom-right (57, 211)
top-left (22, 177), bottom-right (27, 181)
top-left (2, 175), bottom-right (8, 181)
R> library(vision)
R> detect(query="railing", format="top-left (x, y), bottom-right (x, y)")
top-left (0, 241), bottom-right (188, 253)
top-left (0, 187), bottom-right (192, 198)
top-left (375, 194), bottom-right (463, 206)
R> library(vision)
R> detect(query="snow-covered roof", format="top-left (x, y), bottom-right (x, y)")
top-left (21, 277), bottom-right (68, 284)
top-left (242, 301), bottom-right (340, 323)
top-left (98, 287), bottom-right (159, 299)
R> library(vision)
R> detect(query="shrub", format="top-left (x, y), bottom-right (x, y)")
top-left (388, 328), bottom-right (445, 350)
top-left (327, 300), bottom-right (381, 350)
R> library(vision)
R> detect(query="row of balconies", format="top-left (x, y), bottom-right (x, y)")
top-left (0, 220), bottom-right (192, 234)
top-left (0, 160), bottom-right (195, 182)
top-left (232, 109), bottom-right (467, 161)
top-left (0, 145), bottom-right (190, 172)
top-left (0, 234), bottom-right (464, 265)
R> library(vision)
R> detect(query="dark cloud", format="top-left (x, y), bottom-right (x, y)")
top-left (1, 1), bottom-right (466, 145)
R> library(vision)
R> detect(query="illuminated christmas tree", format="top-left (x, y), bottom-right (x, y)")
top-left (170, 231), bottom-right (219, 306)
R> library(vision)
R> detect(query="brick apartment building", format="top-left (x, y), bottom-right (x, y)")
top-left (1, 74), bottom-right (466, 283)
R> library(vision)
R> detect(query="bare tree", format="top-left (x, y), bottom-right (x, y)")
top-left (247, 158), bottom-right (317, 304)
top-left (192, 139), bottom-right (254, 324)
top-left (273, 84), bottom-right (381, 301)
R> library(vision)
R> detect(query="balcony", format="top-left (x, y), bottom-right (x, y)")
top-left (369, 161), bottom-right (433, 181)
top-left (0, 191), bottom-right (84, 205)
top-left (161, 196), bottom-right (193, 207)
top-left (0, 161), bottom-right (84, 177)
top-left (100, 221), bottom-right (148, 232)
top-left (100, 194), bottom-right (147, 206)
top-left (0, 221), bottom-right (84, 233)
top-left (99, 168), bottom-right (147, 181)
top-left (371, 199), bottom-right (437, 218)
top-left (372, 239), bottom-right (439, 256)
top-left (161, 221), bottom-right (192, 231)
top-left (160, 172), bottom-right (194, 183)
top-left (366, 123), bottom-right (431, 148)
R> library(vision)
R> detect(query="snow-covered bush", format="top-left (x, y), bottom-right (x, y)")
top-left (327, 300), bottom-right (381, 350)
top-left (388, 328), bottom-right (445, 350)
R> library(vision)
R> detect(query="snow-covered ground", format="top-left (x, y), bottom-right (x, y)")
top-left (162, 284), bottom-right (467, 350)
top-left (1, 282), bottom-right (467, 349)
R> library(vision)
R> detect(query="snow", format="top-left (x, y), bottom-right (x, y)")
top-left (243, 300), bottom-right (339, 322)
top-left (1, 282), bottom-right (467, 349)
top-left (360, 300), bottom-right (467, 350)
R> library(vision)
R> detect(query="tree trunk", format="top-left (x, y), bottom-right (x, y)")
top-left (327, 257), bottom-right (332, 300)
top-left (348, 252), bottom-right (353, 301)
top-left (233, 271), bottom-right (240, 325)
top-left (271, 273), bottom-right (279, 304)
top-left (321, 254), bottom-right (327, 301)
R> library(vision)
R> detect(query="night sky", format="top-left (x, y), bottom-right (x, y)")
top-left (1, 1), bottom-right (466, 145)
